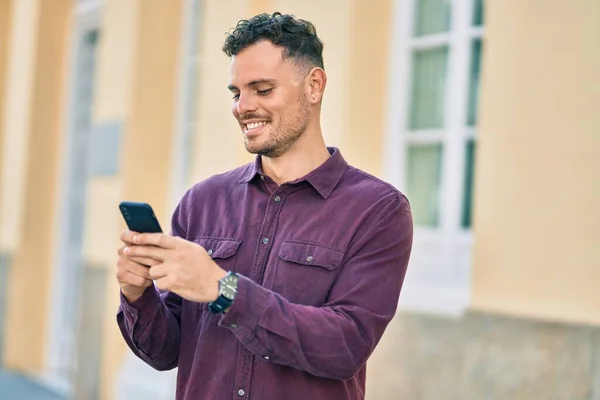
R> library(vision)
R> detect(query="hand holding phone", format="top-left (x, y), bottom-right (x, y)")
top-left (116, 201), bottom-right (228, 304)
top-left (117, 201), bottom-right (162, 302)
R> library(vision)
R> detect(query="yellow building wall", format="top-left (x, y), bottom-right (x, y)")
top-left (272, 0), bottom-right (352, 157)
top-left (84, 0), bottom-right (139, 270)
top-left (192, 0), bottom-right (253, 181)
top-left (346, 0), bottom-right (392, 176)
top-left (0, 0), bottom-right (40, 253)
top-left (2, 0), bottom-right (71, 371)
top-left (471, 0), bottom-right (600, 324)
top-left (0, 0), bottom-right (12, 189)
top-left (94, 1), bottom-right (138, 122)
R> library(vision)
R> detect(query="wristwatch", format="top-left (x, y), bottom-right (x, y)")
top-left (208, 271), bottom-right (239, 314)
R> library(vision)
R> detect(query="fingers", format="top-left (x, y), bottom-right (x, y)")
top-left (120, 231), bottom-right (178, 249)
top-left (148, 263), bottom-right (168, 280)
top-left (117, 251), bottom-right (153, 280)
top-left (123, 244), bottom-right (167, 261)
top-left (116, 247), bottom-right (158, 268)
top-left (116, 267), bottom-right (152, 289)
top-left (120, 230), bottom-right (139, 246)
top-left (115, 233), bottom-right (187, 296)
top-left (129, 256), bottom-right (161, 267)
top-left (120, 230), bottom-right (138, 244)
top-left (116, 242), bottom-right (154, 295)
top-left (154, 276), bottom-right (173, 292)
top-left (116, 266), bottom-right (152, 288)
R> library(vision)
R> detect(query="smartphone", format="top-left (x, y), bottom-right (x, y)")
top-left (119, 201), bottom-right (163, 233)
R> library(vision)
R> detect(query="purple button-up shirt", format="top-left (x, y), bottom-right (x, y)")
top-left (117, 148), bottom-right (413, 400)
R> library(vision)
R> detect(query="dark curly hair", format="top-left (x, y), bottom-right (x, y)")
top-left (222, 12), bottom-right (324, 73)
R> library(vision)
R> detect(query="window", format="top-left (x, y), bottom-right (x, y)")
top-left (386, 0), bottom-right (485, 313)
top-left (405, 0), bottom-right (484, 230)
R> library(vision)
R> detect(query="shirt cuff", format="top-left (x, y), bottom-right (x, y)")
top-left (218, 275), bottom-right (270, 339)
top-left (119, 286), bottom-right (161, 327)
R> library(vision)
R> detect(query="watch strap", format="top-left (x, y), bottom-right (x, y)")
top-left (208, 271), bottom-right (238, 314)
top-left (208, 295), bottom-right (233, 314)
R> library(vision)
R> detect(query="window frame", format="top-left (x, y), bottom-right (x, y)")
top-left (384, 0), bottom-right (484, 314)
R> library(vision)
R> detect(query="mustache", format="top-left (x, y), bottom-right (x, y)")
top-left (239, 113), bottom-right (271, 122)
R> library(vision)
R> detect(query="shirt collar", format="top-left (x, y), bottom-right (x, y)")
top-left (239, 147), bottom-right (348, 200)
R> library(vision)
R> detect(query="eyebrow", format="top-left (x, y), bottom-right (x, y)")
top-left (228, 79), bottom-right (277, 92)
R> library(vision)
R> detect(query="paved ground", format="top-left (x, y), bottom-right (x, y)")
top-left (0, 369), bottom-right (65, 400)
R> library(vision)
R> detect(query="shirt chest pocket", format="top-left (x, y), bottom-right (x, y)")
top-left (273, 241), bottom-right (345, 307)
top-left (189, 237), bottom-right (241, 311)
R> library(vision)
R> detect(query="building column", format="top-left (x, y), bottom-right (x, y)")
top-left (193, 0), bottom-right (253, 180)
top-left (0, 0), bottom-right (13, 367)
top-left (1, 0), bottom-right (71, 371)
top-left (0, 0), bottom-right (12, 193)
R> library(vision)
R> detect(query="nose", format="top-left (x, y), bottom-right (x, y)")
top-left (235, 93), bottom-right (258, 116)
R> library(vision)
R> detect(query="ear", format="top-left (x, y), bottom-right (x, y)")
top-left (305, 67), bottom-right (327, 105)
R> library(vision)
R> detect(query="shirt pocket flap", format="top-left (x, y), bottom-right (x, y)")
top-left (278, 241), bottom-right (344, 271)
top-left (194, 238), bottom-right (241, 259)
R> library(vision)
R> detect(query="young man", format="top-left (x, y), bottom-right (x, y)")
top-left (116, 12), bottom-right (413, 400)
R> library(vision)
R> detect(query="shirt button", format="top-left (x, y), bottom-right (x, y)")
top-left (230, 323), bottom-right (238, 329)
top-left (260, 175), bottom-right (265, 181)
top-left (262, 237), bottom-right (269, 245)
top-left (237, 388), bottom-right (245, 396)
top-left (264, 355), bottom-right (270, 360)
top-left (306, 255), bottom-right (314, 263)
top-left (274, 195), bottom-right (281, 203)
top-left (207, 249), bottom-right (213, 256)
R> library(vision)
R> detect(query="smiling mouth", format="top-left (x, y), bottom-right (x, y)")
top-left (243, 121), bottom-right (269, 133)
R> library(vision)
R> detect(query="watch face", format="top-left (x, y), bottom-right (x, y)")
top-left (220, 273), bottom-right (239, 300)
top-left (221, 285), bottom-right (236, 300)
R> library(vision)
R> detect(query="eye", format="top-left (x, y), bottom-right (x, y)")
top-left (232, 93), bottom-right (240, 100)
top-left (257, 88), bottom-right (273, 96)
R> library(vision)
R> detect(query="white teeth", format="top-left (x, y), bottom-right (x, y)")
top-left (245, 121), bottom-right (268, 130)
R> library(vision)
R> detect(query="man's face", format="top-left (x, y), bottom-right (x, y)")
top-left (228, 40), bottom-right (310, 158)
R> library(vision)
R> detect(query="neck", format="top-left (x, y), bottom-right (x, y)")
top-left (261, 133), bottom-right (330, 185)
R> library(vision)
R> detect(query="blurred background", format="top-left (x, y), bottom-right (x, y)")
top-left (0, 0), bottom-right (598, 399)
